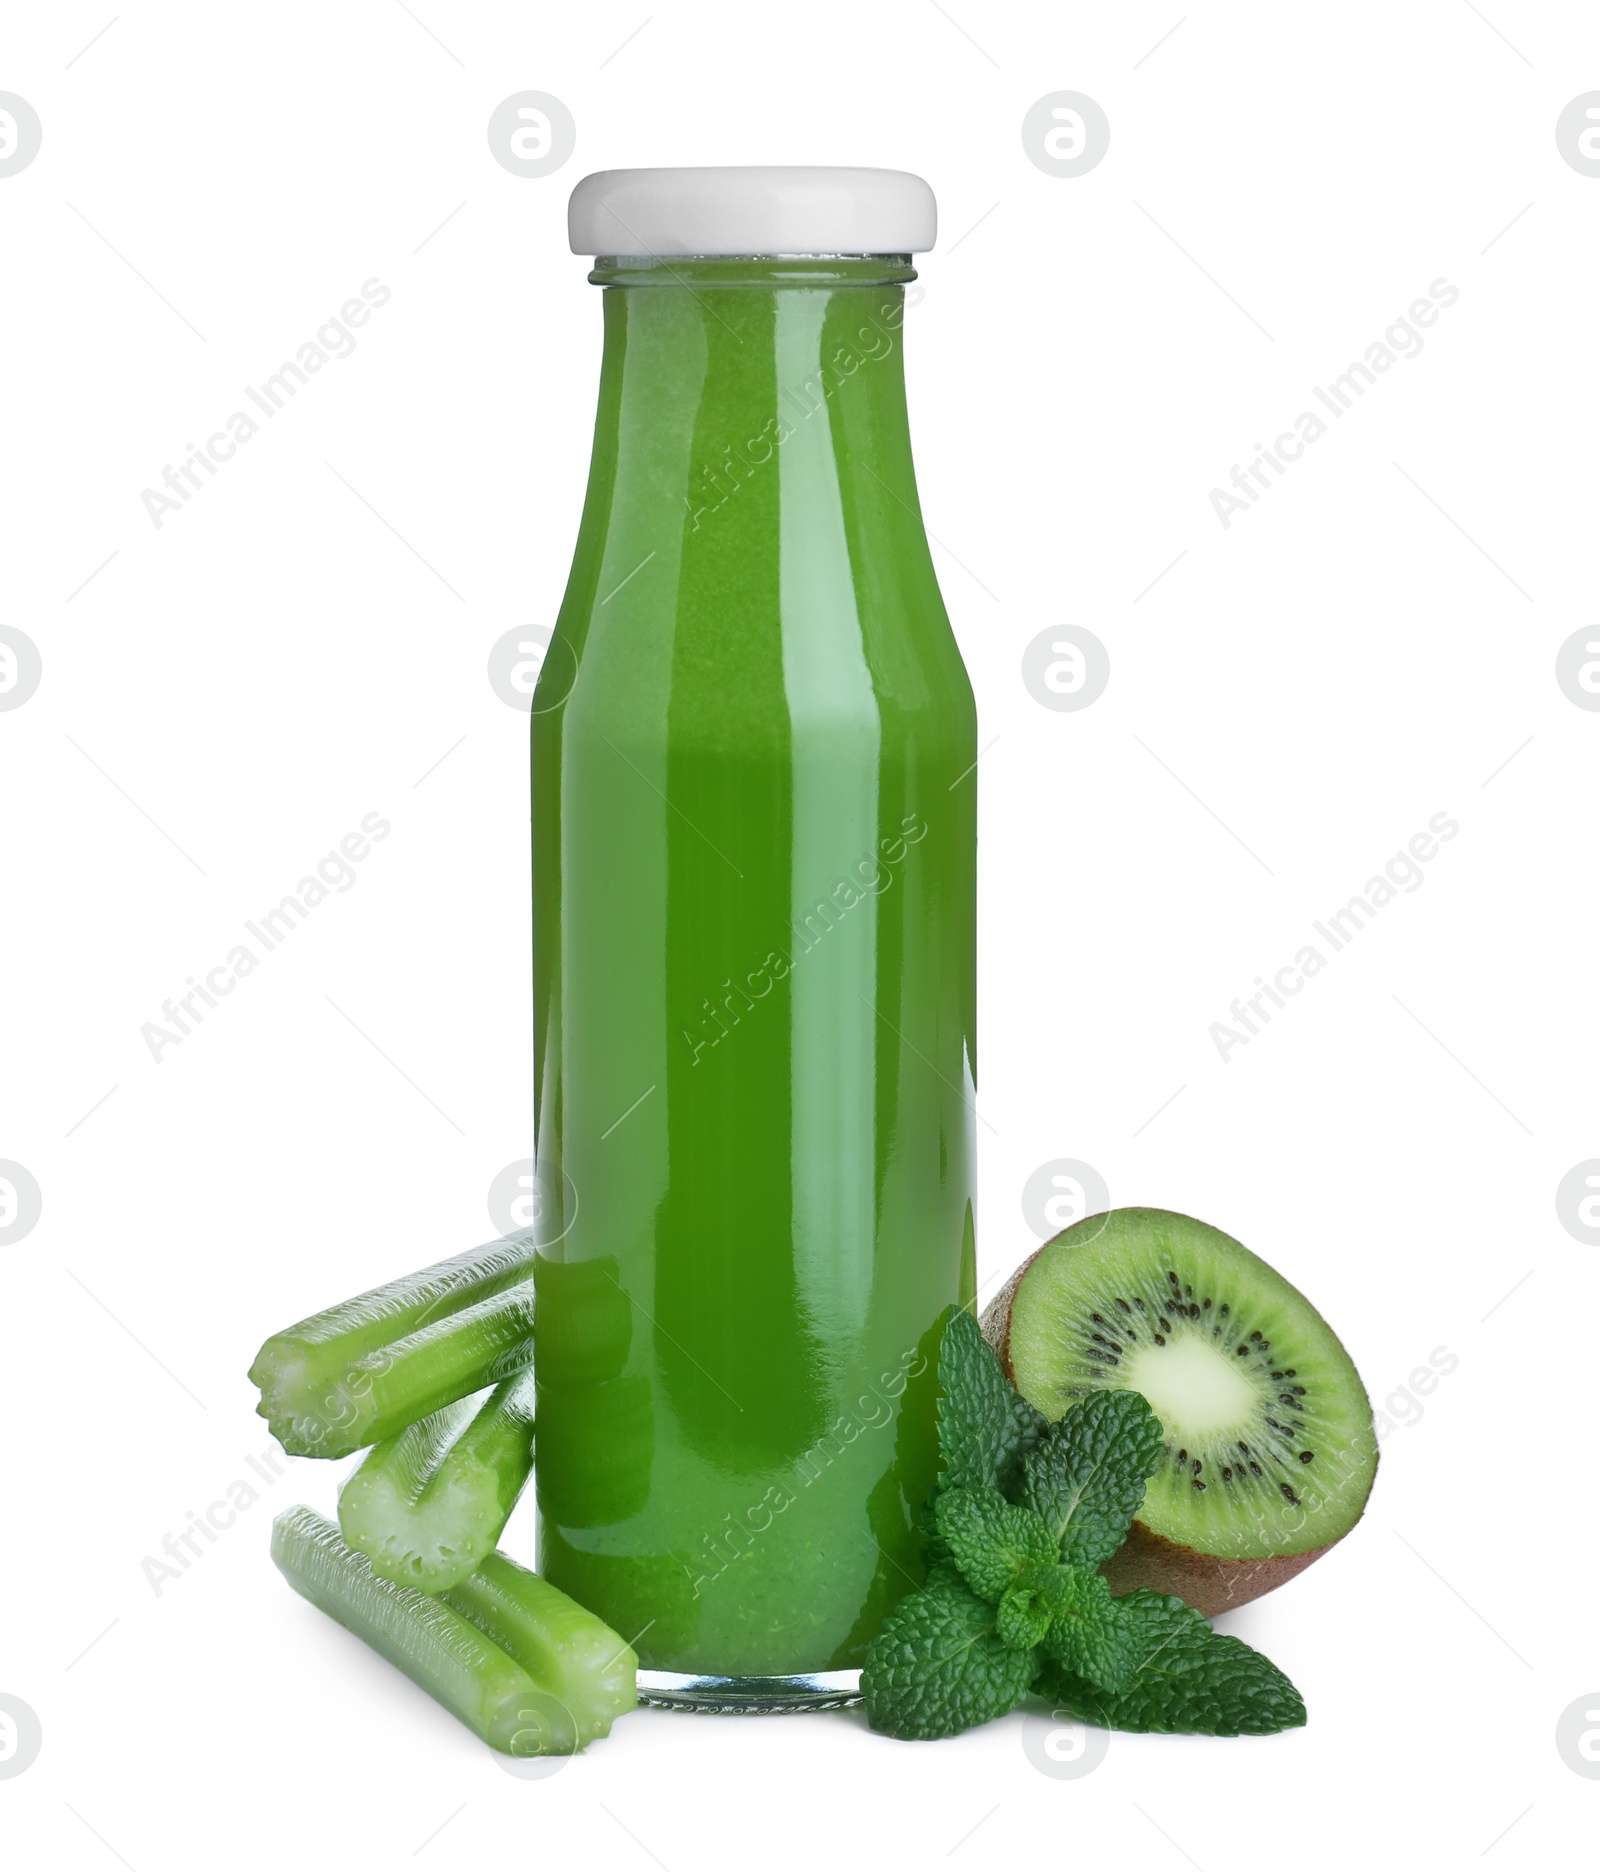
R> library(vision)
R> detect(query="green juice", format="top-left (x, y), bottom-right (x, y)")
top-left (531, 252), bottom-right (975, 1680)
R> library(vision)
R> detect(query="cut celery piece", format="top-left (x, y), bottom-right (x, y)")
top-left (250, 1231), bottom-right (539, 1456)
top-left (444, 1548), bottom-right (638, 1745)
top-left (339, 1372), bottom-right (538, 1593)
top-left (257, 1279), bottom-right (536, 1459)
top-left (271, 1506), bottom-right (581, 1755)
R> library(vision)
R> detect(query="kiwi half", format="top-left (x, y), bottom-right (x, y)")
top-left (982, 1207), bottom-right (1377, 1617)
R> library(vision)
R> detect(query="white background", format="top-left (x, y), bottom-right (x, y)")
top-left (3, 2), bottom-right (1596, 1867)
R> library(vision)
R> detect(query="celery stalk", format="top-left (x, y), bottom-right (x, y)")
top-left (250, 1231), bottom-right (539, 1457)
top-left (256, 1278), bottom-right (536, 1459)
top-left (444, 1548), bottom-right (638, 1745)
top-left (338, 1372), bottom-right (537, 1593)
top-left (271, 1506), bottom-right (580, 1755)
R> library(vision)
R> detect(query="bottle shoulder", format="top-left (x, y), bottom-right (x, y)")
top-left (536, 583), bottom-right (973, 750)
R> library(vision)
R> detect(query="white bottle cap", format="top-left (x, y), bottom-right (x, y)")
top-left (568, 166), bottom-right (936, 257)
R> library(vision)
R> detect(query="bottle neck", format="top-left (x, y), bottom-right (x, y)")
top-left (577, 255), bottom-right (924, 545)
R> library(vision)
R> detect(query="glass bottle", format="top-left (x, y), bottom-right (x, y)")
top-left (531, 169), bottom-right (976, 1707)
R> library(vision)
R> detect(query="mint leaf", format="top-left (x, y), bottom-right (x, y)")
top-left (862, 1572), bottom-right (1039, 1741)
top-left (998, 1565), bottom-right (1135, 1691)
top-left (936, 1307), bottom-right (1048, 1494)
top-left (916, 1494), bottom-right (951, 1570)
top-left (996, 1579), bottom-right (1054, 1650)
top-left (935, 1488), bottom-right (1057, 1604)
top-left (1036, 1590), bottom-right (1307, 1736)
top-left (920, 1559), bottom-right (967, 1593)
top-left (1037, 1566), bottom-right (1138, 1693)
top-left (1019, 1388), bottom-right (1166, 1568)
top-left (1011, 1385), bottom-right (1049, 1452)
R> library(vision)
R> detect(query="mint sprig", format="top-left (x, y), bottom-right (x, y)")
top-left (861, 1308), bottom-right (1307, 1742)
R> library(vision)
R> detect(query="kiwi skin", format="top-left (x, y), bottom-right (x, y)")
top-left (980, 1236), bottom-right (1373, 1620)
top-left (1093, 1522), bottom-right (1334, 1619)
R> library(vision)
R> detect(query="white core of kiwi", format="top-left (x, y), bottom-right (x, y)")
top-left (1120, 1333), bottom-right (1258, 1440)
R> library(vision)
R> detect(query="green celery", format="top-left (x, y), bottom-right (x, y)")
top-left (250, 1231), bottom-right (539, 1456)
top-left (339, 1372), bottom-right (537, 1593)
top-left (257, 1279), bottom-right (536, 1459)
top-left (271, 1506), bottom-right (583, 1755)
top-left (444, 1548), bottom-right (638, 1746)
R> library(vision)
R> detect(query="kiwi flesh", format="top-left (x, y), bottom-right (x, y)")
top-left (982, 1207), bottom-right (1377, 1617)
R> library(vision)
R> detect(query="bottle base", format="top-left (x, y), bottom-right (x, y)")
top-left (635, 1668), bottom-right (862, 1713)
